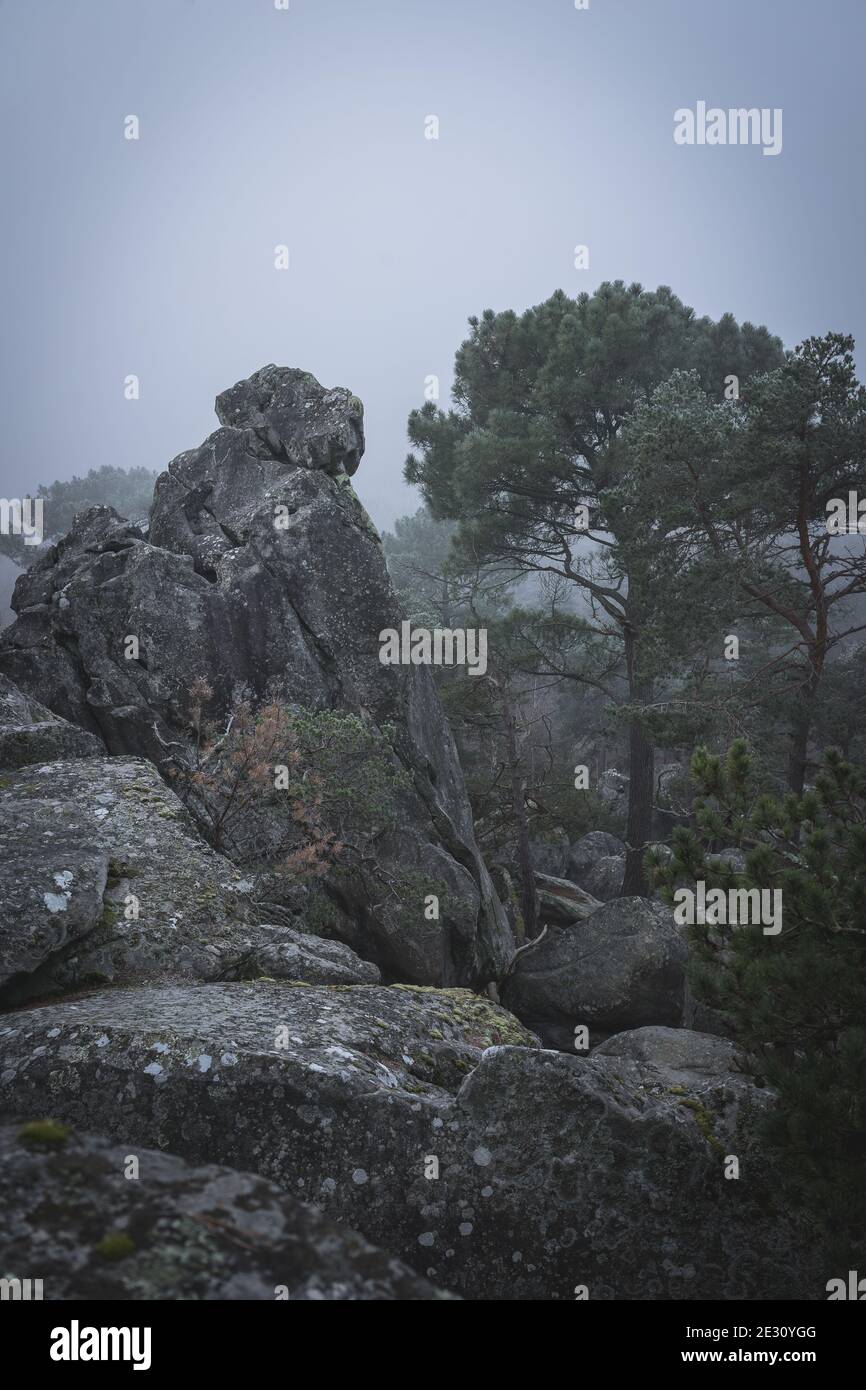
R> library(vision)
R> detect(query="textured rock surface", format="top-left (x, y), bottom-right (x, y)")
top-left (533, 872), bottom-right (601, 924)
top-left (0, 981), bottom-right (538, 1114)
top-left (566, 830), bottom-right (626, 887)
top-left (656, 762), bottom-right (691, 817)
top-left (596, 769), bottom-right (629, 809)
top-left (0, 369), bottom-right (511, 987)
top-left (214, 365), bottom-right (365, 478)
top-left (527, 831), bottom-right (570, 879)
top-left (580, 853), bottom-right (625, 902)
top-left (0, 673), bottom-right (101, 768)
top-left (0, 756), bottom-right (378, 1006)
top-left (502, 896), bottom-right (688, 1048)
top-left (593, 1025), bottom-right (738, 1082)
top-left (219, 924), bottom-right (380, 987)
top-left (0, 1123), bottom-right (450, 1300)
top-left (0, 983), bottom-right (824, 1300)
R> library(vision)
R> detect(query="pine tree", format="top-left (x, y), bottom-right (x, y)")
top-left (648, 739), bottom-right (866, 1260)
top-left (405, 282), bottom-right (783, 891)
top-left (0, 465), bottom-right (159, 566)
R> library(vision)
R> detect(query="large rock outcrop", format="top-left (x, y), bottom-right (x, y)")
top-left (0, 1123), bottom-right (452, 1300)
top-left (0, 983), bottom-right (825, 1300)
top-left (0, 368), bottom-right (512, 987)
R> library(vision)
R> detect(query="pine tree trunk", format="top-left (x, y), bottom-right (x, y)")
top-left (788, 710), bottom-right (810, 798)
top-left (501, 690), bottom-right (539, 939)
top-left (621, 631), bottom-right (654, 897)
top-left (788, 674), bottom-right (819, 797)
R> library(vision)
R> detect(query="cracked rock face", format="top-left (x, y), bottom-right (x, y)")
top-left (0, 755), bottom-right (379, 1007)
top-left (0, 983), bottom-right (824, 1300)
top-left (0, 368), bottom-right (512, 986)
top-left (0, 1124), bottom-right (452, 1300)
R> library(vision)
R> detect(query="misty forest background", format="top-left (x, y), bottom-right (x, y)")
top-left (3, 280), bottom-right (865, 1257)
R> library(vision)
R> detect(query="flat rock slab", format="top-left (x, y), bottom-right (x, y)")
top-left (533, 872), bottom-right (601, 923)
top-left (0, 981), bottom-right (824, 1300)
top-left (0, 1123), bottom-right (452, 1300)
top-left (0, 981), bottom-right (537, 1109)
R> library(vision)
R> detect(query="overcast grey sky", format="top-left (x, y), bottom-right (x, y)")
top-left (1, 0), bottom-right (864, 530)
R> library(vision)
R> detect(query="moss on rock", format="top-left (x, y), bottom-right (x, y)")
top-left (18, 1119), bottom-right (71, 1149)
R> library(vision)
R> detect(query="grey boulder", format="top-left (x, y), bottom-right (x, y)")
top-left (708, 847), bottom-right (748, 875)
top-left (596, 769), bottom-right (629, 808)
top-left (219, 924), bottom-right (380, 986)
top-left (593, 1025), bottom-right (738, 1082)
top-left (0, 1123), bottom-right (450, 1300)
top-left (581, 853), bottom-right (625, 902)
top-left (533, 872), bottom-right (601, 924)
top-left (656, 762), bottom-right (689, 809)
top-left (214, 364), bottom-right (365, 478)
top-left (527, 831), bottom-right (570, 878)
top-left (0, 982), bottom-right (824, 1300)
top-left (502, 896), bottom-right (688, 1048)
top-left (566, 830), bottom-right (626, 888)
